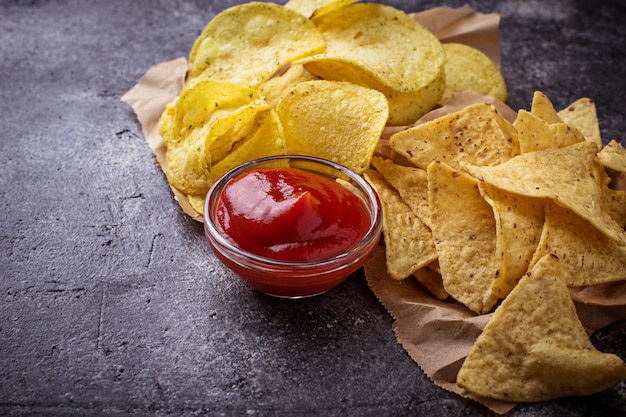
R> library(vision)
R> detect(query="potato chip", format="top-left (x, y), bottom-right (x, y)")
top-left (412, 264), bottom-right (449, 301)
top-left (529, 202), bottom-right (626, 286)
top-left (457, 254), bottom-right (626, 402)
top-left (530, 90), bottom-right (563, 124)
top-left (276, 80), bottom-right (388, 173)
top-left (187, 2), bottom-right (325, 88)
top-left (284, 0), bottom-right (357, 19)
top-left (598, 139), bottom-right (626, 172)
top-left (558, 97), bottom-right (602, 148)
top-left (370, 156), bottom-right (432, 228)
top-left (295, 3), bottom-right (445, 125)
top-left (164, 125), bottom-right (212, 195)
top-left (390, 102), bottom-right (518, 170)
top-left (427, 160), bottom-right (499, 314)
top-left (478, 183), bottom-right (545, 298)
top-left (462, 141), bottom-right (626, 246)
top-left (439, 42), bottom-right (507, 105)
top-left (363, 170), bottom-right (437, 280)
top-left (257, 64), bottom-right (318, 108)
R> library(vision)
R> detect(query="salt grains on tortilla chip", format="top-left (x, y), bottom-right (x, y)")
top-left (529, 202), bottom-right (626, 287)
top-left (462, 141), bottom-right (626, 246)
top-left (363, 170), bottom-right (437, 280)
top-left (427, 160), bottom-right (499, 314)
top-left (457, 254), bottom-right (626, 402)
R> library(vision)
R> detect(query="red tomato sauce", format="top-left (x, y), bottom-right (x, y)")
top-left (214, 167), bottom-right (372, 262)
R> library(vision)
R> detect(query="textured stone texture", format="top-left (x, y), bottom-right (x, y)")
top-left (1, 0), bottom-right (625, 416)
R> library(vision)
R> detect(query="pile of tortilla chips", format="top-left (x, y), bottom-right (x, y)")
top-left (158, 0), bottom-right (506, 215)
top-left (364, 90), bottom-right (626, 403)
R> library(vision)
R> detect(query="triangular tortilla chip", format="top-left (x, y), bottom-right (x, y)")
top-left (427, 161), bottom-right (499, 314)
top-left (530, 90), bottom-right (562, 124)
top-left (598, 139), bottom-right (626, 172)
top-left (478, 183), bottom-right (545, 298)
top-left (557, 97), bottom-right (602, 148)
top-left (529, 202), bottom-right (626, 286)
top-left (462, 141), bottom-right (626, 246)
top-left (457, 254), bottom-right (626, 402)
top-left (363, 170), bottom-right (437, 279)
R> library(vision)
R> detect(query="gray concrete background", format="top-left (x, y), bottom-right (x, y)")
top-left (1, 0), bottom-right (625, 415)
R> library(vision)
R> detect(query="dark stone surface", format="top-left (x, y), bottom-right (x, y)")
top-left (1, 0), bottom-right (625, 415)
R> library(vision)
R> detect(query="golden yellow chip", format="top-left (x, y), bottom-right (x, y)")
top-left (514, 109), bottom-right (583, 153)
top-left (598, 139), bottom-right (626, 172)
top-left (390, 102), bottom-right (518, 170)
top-left (603, 187), bottom-right (626, 228)
top-left (295, 3), bottom-right (445, 125)
top-left (257, 64), bottom-right (318, 108)
top-left (478, 183), bottom-right (545, 298)
top-left (363, 170), bottom-right (437, 280)
top-left (439, 42), bottom-right (507, 105)
top-left (412, 263), bottom-right (449, 301)
top-left (187, 2), bottom-right (325, 88)
top-left (457, 254), bottom-right (626, 402)
top-left (284, 0), bottom-right (357, 19)
top-left (530, 90), bottom-right (563, 124)
top-left (427, 160), bottom-right (499, 314)
top-left (370, 156), bottom-right (432, 228)
top-left (276, 80), bottom-right (388, 173)
top-left (462, 141), bottom-right (626, 246)
top-left (529, 202), bottom-right (626, 286)
top-left (164, 125), bottom-right (212, 196)
top-left (558, 97), bottom-right (602, 148)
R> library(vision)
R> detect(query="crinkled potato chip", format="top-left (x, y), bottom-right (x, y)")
top-left (457, 254), bottom-right (626, 402)
top-left (187, 2), bottom-right (325, 88)
top-left (427, 160), bottom-right (499, 314)
top-left (370, 156), bottom-right (432, 228)
top-left (295, 3), bottom-right (445, 125)
top-left (462, 141), bottom-right (626, 246)
top-left (558, 97), bottom-right (602, 148)
top-left (284, 0), bottom-right (357, 19)
top-left (478, 183), bottom-right (545, 299)
top-left (529, 202), bottom-right (626, 286)
top-left (363, 169), bottom-right (437, 279)
top-left (276, 80), bottom-right (388, 173)
top-left (390, 102), bottom-right (518, 170)
top-left (258, 64), bottom-right (318, 108)
top-left (439, 42), bottom-right (507, 105)
top-left (598, 139), bottom-right (626, 172)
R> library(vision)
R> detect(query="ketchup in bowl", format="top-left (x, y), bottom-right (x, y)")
top-left (203, 155), bottom-right (382, 298)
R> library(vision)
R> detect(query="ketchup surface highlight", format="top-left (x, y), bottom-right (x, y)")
top-left (215, 167), bottom-right (372, 262)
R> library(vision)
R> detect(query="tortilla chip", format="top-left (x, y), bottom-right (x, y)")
top-left (412, 264), bottom-right (449, 301)
top-left (457, 254), bottom-right (626, 402)
top-left (363, 170), bottom-right (438, 280)
top-left (557, 97), bottom-right (602, 148)
top-left (462, 141), bottom-right (626, 246)
top-left (427, 160), bottom-right (499, 314)
top-left (529, 202), bottom-right (626, 287)
top-left (530, 90), bottom-right (562, 124)
top-left (370, 156), bottom-right (432, 229)
top-left (390, 102), bottom-right (518, 170)
top-left (478, 183), bottom-right (545, 298)
top-left (598, 140), bottom-right (626, 172)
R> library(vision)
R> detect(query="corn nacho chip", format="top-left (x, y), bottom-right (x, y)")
top-left (363, 169), bottom-right (437, 280)
top-left (557, 97), bottom-right (602, 148)
top-left (462, 141), bottom-right (626, 246)
top-left (439, 42), bottom-right (507, 105)
top-left (514, 109), bottom-right (584, 153)
top-left (457, 254), bottom-right (626, 402)
top-left (529, 202), bottom-right (626, 286)
top-left (187, 2), bottom-right (325, 88)
top-left (370, 156), bottom-right (432, 228)
top-left (390, 102), bottom-right (518, 170)
top-left (530, 90), bottom-right (562, 124)
top-left (412, 263), bottom-right (449, 301)
top-left (295, 3), bottom-right (445, 125)
top-left (276, 80), bottom-right (388, 173)
top-left (598, 139), bottom-right (626, 172)
top-left (478, 183), bottom-right (545, 298)
top-left (427, 160), bottom-right (499, 314)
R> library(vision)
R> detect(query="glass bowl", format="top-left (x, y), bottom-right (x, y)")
top-left (203, 155), bottom-right (382, 298)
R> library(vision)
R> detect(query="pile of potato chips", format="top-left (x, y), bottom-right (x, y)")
top-left (158, 0), bottom-right (506, 214)
top-left (157, 0), bottom-right (626, 404)
top-left (364, 90), bottom-right (626, 402)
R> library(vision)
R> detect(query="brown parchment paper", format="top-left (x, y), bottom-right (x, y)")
top-left (121, 6), bottom-right (626, 414)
